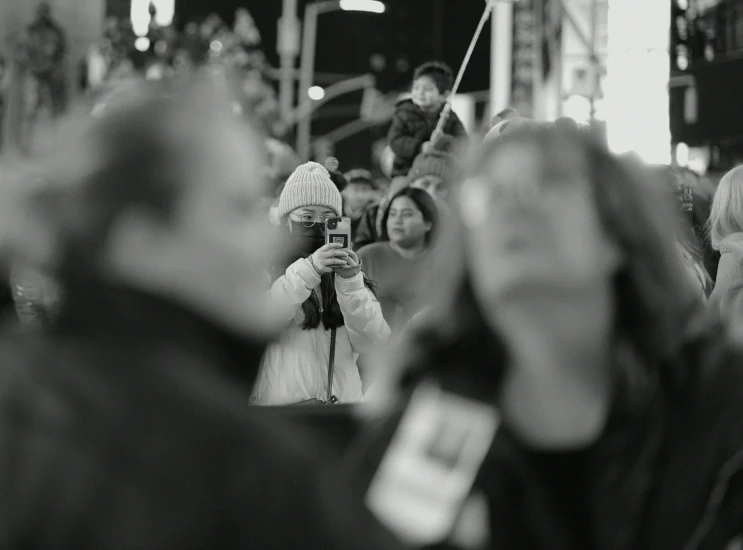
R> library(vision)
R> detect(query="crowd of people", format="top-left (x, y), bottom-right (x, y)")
top-left (3, 26), bottom-right (743, 549)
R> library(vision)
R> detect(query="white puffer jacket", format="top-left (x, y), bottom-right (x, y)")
top-left (251, 258), bottom-right (390, 405)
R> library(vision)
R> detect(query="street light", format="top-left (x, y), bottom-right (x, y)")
top-left (339, 0), bottom-right (386, 13)
top-left (296, 0), bottom-right (386, 161)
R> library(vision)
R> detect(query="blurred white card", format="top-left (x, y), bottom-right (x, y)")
top-left (365, 383), bottom-right (499, 546)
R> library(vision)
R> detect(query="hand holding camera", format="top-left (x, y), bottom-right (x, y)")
top-left (335, 249), bottom-right (362, 279)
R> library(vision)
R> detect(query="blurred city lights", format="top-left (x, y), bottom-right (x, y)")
top-left (134, 37), bottom-right (151, 52)
top-left (676, 142), bottom-right (690, 167)
top-left (131, 0), bottom-right (175, 37)
top-left (604, 0), bottom-right (671, 164)
top-left (210, 40), bottom-right (223, 53)
top-left (339, 0), bottom-right (386, 14)
top-left (308, 86), bottom-right (326, 100)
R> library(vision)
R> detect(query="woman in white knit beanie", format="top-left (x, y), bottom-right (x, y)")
top-left (252, 162), bottom-right (390, 405)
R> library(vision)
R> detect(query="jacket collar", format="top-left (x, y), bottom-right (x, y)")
top-left (52, 280), bottom-right (268, 390)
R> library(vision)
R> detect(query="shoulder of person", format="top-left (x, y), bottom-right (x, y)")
top-left (715, 245), bottom-right (743, 286)
top-left (394, 98), bottom-right (423, 117)
top-left (357, 241), bottom-right (390, 263)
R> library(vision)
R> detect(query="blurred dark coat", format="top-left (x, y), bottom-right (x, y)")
top-left (388, 99), bottom-right (466, 178)
top-left (354, 202), bottom-right (381, 251)
top-left (0, 282), bottom-right (406, 550)
top-left (341, 322), bottom-right (743, 550)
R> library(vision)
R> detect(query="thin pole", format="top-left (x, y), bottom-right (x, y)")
top-left (297, 3), bottom-right (319, 161)
top-left (589, 0), bottom-right (598, 122)
top-left (434, 0), bottom-right (496, 136)
top-left (490, 0), bottom-right (513, 118)
top-left (278, 0), bottom-right (299, 122)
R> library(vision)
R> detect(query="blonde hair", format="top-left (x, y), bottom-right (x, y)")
top-left (709, 164), bottom-right (743, 249)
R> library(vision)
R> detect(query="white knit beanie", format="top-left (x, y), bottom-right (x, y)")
top-left (277, 161), bottom-right (343, 218)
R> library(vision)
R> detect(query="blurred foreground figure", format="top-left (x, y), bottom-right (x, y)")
top-left (347, 128), bottom-right (743, 549)
top-left (0, 81), bottom-right (405, 550)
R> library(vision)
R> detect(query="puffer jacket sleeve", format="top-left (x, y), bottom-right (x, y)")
top-left (267, 258), bottom-right (321, 324)
top-left (388, 109), bottom-right (423, 162)
top-left (335, 273), bottom-right (390, 354)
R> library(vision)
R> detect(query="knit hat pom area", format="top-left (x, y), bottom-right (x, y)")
top-left (278, 161), bottom-right (343, 219)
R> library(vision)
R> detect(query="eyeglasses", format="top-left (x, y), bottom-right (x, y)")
top-left (290, 214), bottom-right (335, 228)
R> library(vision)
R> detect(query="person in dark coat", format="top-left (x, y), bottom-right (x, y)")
top-left (388, 61), bottom-right (467, 178)
top-left (353, 176), bottom-right (409, 250)
top-left (0, 80), bottom-right (406, 550)
top-left (343, 127), bottom-right (743, 549)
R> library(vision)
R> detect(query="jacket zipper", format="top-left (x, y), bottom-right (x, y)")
top-left (684, 450), bottom-right (743, 550)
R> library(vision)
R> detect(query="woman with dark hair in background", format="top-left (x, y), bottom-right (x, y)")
top-left (358, 187), bottom-right (439, 332)
top-left (345, 127), bottom-right (743, 549)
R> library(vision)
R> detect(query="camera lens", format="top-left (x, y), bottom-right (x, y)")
top-left (328, 219), bottom-right (337, 229)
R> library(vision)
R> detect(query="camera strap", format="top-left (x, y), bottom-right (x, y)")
top-left (327, 327), bottom-right (338, 404)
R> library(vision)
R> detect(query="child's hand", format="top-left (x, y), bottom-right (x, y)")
top-left (422, 141), bottom-right (433, 154)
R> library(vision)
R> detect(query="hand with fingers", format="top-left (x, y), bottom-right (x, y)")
top-left (310, 243), bottom-right (349, 275)
top-left (335, 249), bottom-right (362, 279)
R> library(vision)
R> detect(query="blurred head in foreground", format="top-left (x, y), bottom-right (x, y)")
top-left (379, 127), bottom-right (697, 448)
top-left (3, 78), bottom-right (283, 338)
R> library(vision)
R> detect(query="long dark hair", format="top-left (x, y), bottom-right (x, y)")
top-left (380, 187), bottom-right (439, 244)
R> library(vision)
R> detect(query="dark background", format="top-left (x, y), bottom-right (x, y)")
top-left (171, 0), bottom-right (493, 169)
top-left (670, 0), bottom-right (743, 170)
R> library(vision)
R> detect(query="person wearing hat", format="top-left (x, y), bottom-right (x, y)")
top-left (343, 168), bottom-right (378, 237)
top-left (407, 135), bottom-right (458, 203)
top-left (251, 162), bottom-right (390, 405)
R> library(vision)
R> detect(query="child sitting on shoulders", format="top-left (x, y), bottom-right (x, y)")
top-left (387, 61), bottom-right (467, 178)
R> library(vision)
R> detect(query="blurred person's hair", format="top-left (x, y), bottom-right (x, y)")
top-left (345, 169), bottom-right (375, 189)
top-left (379, 187), bottom-right (439, 245)
top-left (386, 127), bottom-right (700, 406)
top-left (708, 164), bottom-right (743, 250)
top-left (4, 78), bottom-right (267, 284)
top-left (413, 61), bottom-right (454, 94)
top-left (647, 164), bottom-right (713, 296)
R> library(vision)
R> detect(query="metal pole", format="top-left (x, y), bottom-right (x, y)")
top-left (434, 0), bottom-right (495, 136)
top-left (588, 0), bottom-right (598, 122)
top-left (278, 0), bottom-right (299, 122)
top-left (490, 0), bottom-right (513, 118)
top-left (297, 4), bottom-right (319, 161)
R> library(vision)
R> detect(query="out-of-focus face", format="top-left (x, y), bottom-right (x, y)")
top-left (387, 196), bottom-right (431, 248)
top-left (171, 111), bottom-right (282, 283)
top-left (411, 76), bottom-right (445, 113)
top-left (462, 140), bottom-right (621, 312)
top-left (411, 175), bottom-right (448, 201)
top-left (461, 139), bottom-right (623, 449)
top-left (104, 96), bottom-right (287, 337)
top-left (343, 182), bottom-right (375, 217)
